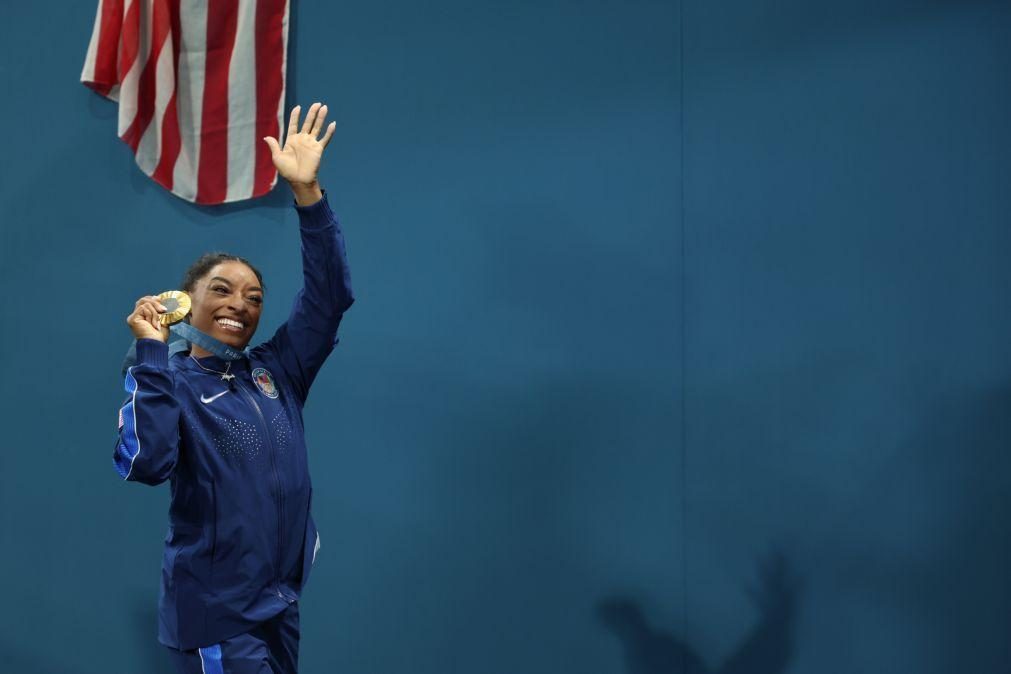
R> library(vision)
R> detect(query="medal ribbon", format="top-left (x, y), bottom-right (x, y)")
top-left (170, 322), bottom-right (246, 361)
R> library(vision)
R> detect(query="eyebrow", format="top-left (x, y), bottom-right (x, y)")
top-left (209, 277), bottom-right (263, 293)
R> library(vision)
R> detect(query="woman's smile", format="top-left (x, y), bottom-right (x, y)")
top-left (215, 317), bottom-right (246, 333)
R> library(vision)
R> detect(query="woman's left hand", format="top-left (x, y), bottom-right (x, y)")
top-left (263, 102), bottom-right (336, 203)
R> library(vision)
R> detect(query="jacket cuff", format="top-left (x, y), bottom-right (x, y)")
top-left (135, 339), bottom-right (169, 368)
top-left (294, 190), bottom-right (337, 230)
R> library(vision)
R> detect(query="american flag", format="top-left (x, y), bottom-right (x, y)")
top-left (81, 0), bottom-right (290, 205)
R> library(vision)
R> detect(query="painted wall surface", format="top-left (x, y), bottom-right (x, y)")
top-left (682, 3), bottom-right (1011, 672)
top-left (0, 1), bottom-right (1008, 673)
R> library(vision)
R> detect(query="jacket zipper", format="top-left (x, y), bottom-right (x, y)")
top-left (234, 378), bottom-right (291, 602)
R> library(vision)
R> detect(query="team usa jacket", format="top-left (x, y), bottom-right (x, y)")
top-left (113, 194), bottom-right (354, 650)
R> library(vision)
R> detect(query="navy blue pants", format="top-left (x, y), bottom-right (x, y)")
top-left (166, 603), bottom-right (300, 673)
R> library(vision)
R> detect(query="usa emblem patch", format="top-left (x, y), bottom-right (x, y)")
top-left (251, 367), bottom-right (279, 399)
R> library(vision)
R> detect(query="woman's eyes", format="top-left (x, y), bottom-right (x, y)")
top-left (211, 286), bottom-right (262, 305)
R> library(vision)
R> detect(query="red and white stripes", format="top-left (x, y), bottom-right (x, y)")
top-left (81, 0), bottom-right (289, 205)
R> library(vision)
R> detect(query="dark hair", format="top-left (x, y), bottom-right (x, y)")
top-left (181, 253), bottom-right (266, 293)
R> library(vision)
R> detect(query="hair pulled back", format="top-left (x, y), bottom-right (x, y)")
top-left (181, 253), bottom-right (266, 294)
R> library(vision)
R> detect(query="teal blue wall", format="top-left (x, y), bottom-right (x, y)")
top-left (1, 1), bottom-right (1009, 672)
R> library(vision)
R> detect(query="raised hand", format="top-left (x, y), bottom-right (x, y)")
top-left (263, 103), bottom-right (335, 205)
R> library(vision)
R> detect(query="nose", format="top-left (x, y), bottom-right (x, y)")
top-left (224, 294), bottom-right (245, 314)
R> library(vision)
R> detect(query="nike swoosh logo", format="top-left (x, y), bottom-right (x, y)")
top-left (200, 390), bottom-right (229, 404)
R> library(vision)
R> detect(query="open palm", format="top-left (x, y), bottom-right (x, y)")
top-left (264, 103), bottom-right (336, 185)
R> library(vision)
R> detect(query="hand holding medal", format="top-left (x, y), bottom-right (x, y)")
top-left (126, 295), bottom-right (167, 342)
top-left (125, 290), bottom-right (191, 342)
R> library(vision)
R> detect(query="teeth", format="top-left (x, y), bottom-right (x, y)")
top-left (217, 318), bottom-right (244, 329)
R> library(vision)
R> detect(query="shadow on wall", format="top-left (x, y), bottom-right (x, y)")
top-left (829, 383), bottom-right (1011, 670)
top-left (598, 552), bottom-right (800, 674)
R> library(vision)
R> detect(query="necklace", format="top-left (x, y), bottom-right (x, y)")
top-left (189, 354), bottom-right (236, 383)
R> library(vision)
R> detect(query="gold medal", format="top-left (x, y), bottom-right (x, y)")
top-left (156, 290), bottom-right (192, 326)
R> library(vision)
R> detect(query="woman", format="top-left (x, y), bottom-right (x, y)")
top-left (115, 102), bottom-right (353, 673)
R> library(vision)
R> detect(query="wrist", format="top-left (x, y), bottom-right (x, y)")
top-left (130, 325), bottom-right (167, 343)
top-left (289, 180), bottom-right (323, 206)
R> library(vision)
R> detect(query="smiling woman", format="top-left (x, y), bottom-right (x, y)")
top-left (114, 103), bottom-right (354, 674)
top-left (179, 255), bottom-right (265, 353)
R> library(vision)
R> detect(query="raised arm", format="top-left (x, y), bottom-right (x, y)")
top-left (260, 103), bottom-right (354, 404)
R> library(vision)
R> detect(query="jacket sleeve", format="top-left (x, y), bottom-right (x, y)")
top-left (113, 339), bottom-right (181, 485)
top-left (263, 192), bottom-right (355, 405)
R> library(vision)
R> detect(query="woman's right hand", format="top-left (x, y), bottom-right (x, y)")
top-left (126, 296), bottom-right (170, 342)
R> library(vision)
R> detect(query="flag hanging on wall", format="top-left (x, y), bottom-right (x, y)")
top-left (81, 0), bottom-right (289, 205)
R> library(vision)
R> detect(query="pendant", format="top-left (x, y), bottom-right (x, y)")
top-left (221, 373), bottom-right (235, 382)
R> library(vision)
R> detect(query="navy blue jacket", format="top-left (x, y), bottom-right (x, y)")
top-left (113, 194), bottom-right (353, 650)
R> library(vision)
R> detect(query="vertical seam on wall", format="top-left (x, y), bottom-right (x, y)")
top-left (678, 0), bottom-right (688, 666)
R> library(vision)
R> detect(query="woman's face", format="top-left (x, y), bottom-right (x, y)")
top-left (188, 261), bottom-right (263, 350)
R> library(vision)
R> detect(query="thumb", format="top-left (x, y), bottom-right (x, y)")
top-left (263, 136), bottom-right (281, 157)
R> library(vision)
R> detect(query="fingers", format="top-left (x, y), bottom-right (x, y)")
top-left (130, 297), bottom-right (166, 327)
top-left (263, 136), bottom-right (281, 157)
top-left (279, 103), bottom-right (334, 155)
top-left (310, 105), bottom-right (328, 137)
top-left (285, 106), bottom-right (300, 147)
top-left (140, 302), bottom-right (161, 329)
top-left (319, 121), bottom-right (336, 148)
top-left (132, 296), bottom-right (166, 314)
top-left (300, 102), bottom-right (321, 134)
